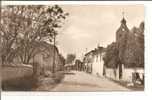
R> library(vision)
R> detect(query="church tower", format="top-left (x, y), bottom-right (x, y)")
top-left (115, 12), bottom-right (130, 79)
top-left (116, 12), bottom-right (129, 42)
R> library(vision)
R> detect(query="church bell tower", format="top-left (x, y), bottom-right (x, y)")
top-left (116, 11), bottom-right (129, 42)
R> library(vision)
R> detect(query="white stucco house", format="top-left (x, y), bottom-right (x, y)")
top-left (83, 46), bottom-right (105, 77)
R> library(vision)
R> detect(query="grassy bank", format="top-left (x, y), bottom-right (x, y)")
top-left (34, 71), bottom-right (65, 91)
top-left (2, 65), bottom-right (65, 91)
top-left (2, 65), bottom-right (36, 91)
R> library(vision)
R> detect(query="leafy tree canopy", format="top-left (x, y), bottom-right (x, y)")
top-left (0, 5), bottom-right (68, 64)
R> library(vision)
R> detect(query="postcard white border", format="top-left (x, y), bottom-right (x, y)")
top-left (1, 0), bottom-right (152, 100)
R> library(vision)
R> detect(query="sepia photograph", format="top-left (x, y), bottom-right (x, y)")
top-left (0, 4), bottom-right (144, 92)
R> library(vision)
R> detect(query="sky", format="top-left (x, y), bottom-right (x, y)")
top-left (55, 5), bottom-right (144, 59)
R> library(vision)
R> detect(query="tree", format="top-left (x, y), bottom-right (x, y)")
top-left (103, 42), bottom-right (119, 68)
top-left (66, 54), bottom-right (76, 64)
top-left (123, 22), bottom-right (144, 68)
top-left (114, 19), bottom-right (144, 69)
top-left (0, 6), bottom-right (25, 64)
top-left (0, 5), bottom-right (68, 64)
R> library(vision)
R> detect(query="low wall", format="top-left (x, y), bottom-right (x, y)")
top-left (105, 67), bottom-right (144, 82)
top-left (105, 68), bottom-right (117, 80)
top-left (122, 68), bottom-right (144, 82)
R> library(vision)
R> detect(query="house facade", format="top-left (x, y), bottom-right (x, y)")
top-left (83, 46), bottom-right (105, 77)
top-left (92, 47), bottom-right (105, 77)
top-left (83, 50), bottom-right (93, 73)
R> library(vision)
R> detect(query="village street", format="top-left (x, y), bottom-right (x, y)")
top-left (51, 71), bottom-right (130, 92)
top-left (1, 5), bottom-right (144, 92)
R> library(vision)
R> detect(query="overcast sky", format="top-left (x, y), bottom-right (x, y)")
top-left (56, 5), bottom-right (144, 59)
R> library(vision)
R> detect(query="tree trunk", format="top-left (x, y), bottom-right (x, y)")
top-left (1, 55), bottom-right (5, 66)
top-left (119, 63), bottom-right (123, 80)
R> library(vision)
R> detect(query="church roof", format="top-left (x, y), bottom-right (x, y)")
top-left (116, 17), bottom-right (129, 35)
top-left (121, 17), bottom-right (126, 24)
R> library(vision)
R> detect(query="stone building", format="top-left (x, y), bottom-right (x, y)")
top-left (32, 41), bottom-right (65, 76)
top-left (104, 17), bottom-right (144, 83)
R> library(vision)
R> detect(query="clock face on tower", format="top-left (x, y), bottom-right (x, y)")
top-left (122, 28), bottom-right (125, 31)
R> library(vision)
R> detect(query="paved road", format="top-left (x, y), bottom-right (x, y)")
top-left (51, 71), bottom-right (130, 92)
